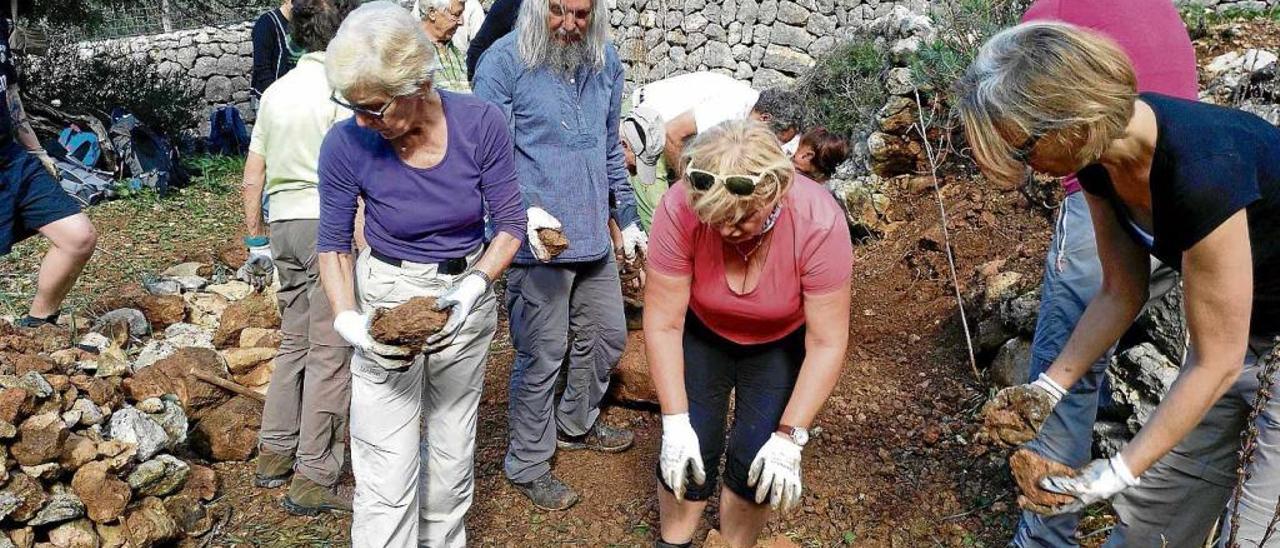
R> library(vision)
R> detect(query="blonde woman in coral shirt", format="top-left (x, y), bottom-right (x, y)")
top-left (644, 120), bottom-right (853, 548)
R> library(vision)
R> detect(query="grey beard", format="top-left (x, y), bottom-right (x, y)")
top-left (544, 38), bottom-right (590, 77)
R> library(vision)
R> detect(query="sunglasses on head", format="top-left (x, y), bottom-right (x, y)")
top-left (686, 166), bottom-right (770, 196)
top-left (330, 91), bottom-right (409, 120)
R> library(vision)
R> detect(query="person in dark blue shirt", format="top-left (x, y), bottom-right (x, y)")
top-left (464, 0), bottom-right (520, 80)
top-left (960, 22), bottom-right (1280, 547)
top-left (251, 1), bottom-right (303, 98)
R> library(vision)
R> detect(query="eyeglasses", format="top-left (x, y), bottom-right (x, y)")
top-left (329, 91), bottom-right (408, 120)
top-left (686, 166), bottom-right (771, 196)
top-left (1012, 131), bottom-right (1044, 163)
top-left (433, 7), bottom-right (464, 22)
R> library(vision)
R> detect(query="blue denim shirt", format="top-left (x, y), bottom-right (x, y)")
top-left (473, 33), bottom-right (639, 265)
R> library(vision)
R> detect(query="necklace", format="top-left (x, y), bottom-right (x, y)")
top-left (729, 204), bottom-right (783, 263)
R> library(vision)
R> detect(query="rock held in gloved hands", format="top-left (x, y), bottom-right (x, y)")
top-left (980, 378), bottom-right (1062, 448)
top-left (537, 228), bottom-right (569, 260)
top-left (1010, 448), bottom-right (1077, 512)
top-left (370, 297), bottom-right (449, 348)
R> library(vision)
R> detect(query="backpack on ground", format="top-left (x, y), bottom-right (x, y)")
top-left (55, 125), bottom-right (102, 168)
top-left (207, 105), bottom-right (249, 156)
top-left (55, 159), bottom-right (115, 207)
top-left (110, 113), bottom-right (191, 195)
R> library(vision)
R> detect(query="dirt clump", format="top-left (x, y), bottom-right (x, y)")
top-left (537, 228), bottom-right (569, 259)
top-left (611, 331), bottom-right (657, 404)
top-left (981, 385), bottom-right (1055, 447)
top-left (370, 297), bottom-right (448, 347)
top-left (1010, 448), bottom-right (1077, 512)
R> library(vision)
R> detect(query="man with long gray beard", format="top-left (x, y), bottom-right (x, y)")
top-left (474, 0), bottom-right (645, 511)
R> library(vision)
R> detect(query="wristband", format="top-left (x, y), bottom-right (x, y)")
top-left (465, 269), bottom-right (493, 292)
top-left (244, 235), bottom-right (270, 247)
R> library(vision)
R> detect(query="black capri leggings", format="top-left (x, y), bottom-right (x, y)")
top-left (656, 313), bottom-right (805, 502)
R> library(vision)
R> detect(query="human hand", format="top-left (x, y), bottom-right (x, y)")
top-left (747, 433), bottom-right (803, 513)
top-left (33, 149), bottom-right (58, 178)
top-left (981, 373), bottom-right (1067, 447)
top-left (333, 310), bottom-right (413, 367)
top-left (526, 207), bottom-right (563, 262)
top-left (424, 272), bottom-right (489, 353)
top-left (660, 413), bottom-right (706, 501)
top-left (236, 253), bottom-right (276, 292)
top-left (621, 222), bottom-right (648, 261)
top-left (1035, 455), bottom-right (1139, 516)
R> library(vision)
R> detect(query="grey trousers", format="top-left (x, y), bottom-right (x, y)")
top-left (1105, 336), bottom-right (1280, 548)
top-left (503, 255), bottom-right (627, 483)
top-left (258, 219), bottom-right (352, 487)
top-left (348, 247), bottom-right (496, 548)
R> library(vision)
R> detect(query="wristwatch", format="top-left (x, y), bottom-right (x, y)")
top-left (776, 424), bottom-right (809, 447)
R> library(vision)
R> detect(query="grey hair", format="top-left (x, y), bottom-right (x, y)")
top-left (516, 0), bottom-right (608, 71)
top-left (411, 0), bottom-right (452, 18)
top-left (751, 88), bottom-right (804, 136)
top-left (326, 1), bottom-right (437, 100)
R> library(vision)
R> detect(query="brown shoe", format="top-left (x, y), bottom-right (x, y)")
top-left (254, 451), bottom-right (294, 488)
top-left (281, 476), bottom-right (353, 516)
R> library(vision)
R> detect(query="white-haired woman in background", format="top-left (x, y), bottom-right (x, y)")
top-left (410, 0), bottom-right (472, 92)
top-left (315, 3), bottom-right (525, 546)
top-left (965, 22), bottom-right (1280, 546)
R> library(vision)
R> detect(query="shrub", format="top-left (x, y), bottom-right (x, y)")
top-left (793, 37), bottom-right (887, 141)
top-left (909, 0), bottom-right (1026, 97)
top-left (23, 42), bottom-right (202, 137)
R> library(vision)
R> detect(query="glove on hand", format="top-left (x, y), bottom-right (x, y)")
top-left (236, 253), bottom-right (276, 292)
top-left (526, 207), bottom-right (562, 262)
top-left (424, 272), bottom-right (489, 353)
top-left (981, 373), bottom-right (1067, 447)
top-left (659, 413), bottom-right (706, 501)
top-left (620, 222), bottom-right (648, 261)
top-left (747, 433), bottom-right (803, 513)
top-left (333, 310), bottom-right (414, 368)
top-left (1036, 455), bottom-right (1140, 516)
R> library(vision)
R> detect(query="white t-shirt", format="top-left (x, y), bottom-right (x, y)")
top-left (630, 72), bottom-right (759, 134)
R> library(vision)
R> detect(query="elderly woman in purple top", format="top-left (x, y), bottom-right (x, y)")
top-left (314, 3), bottom-right (524, 547)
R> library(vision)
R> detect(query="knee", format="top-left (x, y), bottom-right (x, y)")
top-left (60, 219), bottom-right (98, 259)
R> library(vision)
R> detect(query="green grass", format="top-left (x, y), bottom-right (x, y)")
top-left (0, 154), bottom-right (245, 317)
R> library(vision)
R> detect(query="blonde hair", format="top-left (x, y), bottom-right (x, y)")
top-left (682, 120), bottom-right (795, 226)
top-left (956, 22), bottom-right (1137, 184)
top-left (325, 1), bottom-right (436, 101)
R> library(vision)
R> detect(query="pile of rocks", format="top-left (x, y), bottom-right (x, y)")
top-left (0, 254), bottom-right (283, 546)
top-left (1202, 47), bottom-right (1280, 125)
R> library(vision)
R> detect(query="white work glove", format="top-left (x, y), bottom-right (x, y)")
top-left (424, 272), bottom-right (489, 353)
top-left (333, 310), bottom-right (413, 367)
top-left (659, 413), bottom-right (706, 501)
top-left (747, 433), bottom-right (803, 513)
top-left (1037, 455), bottom-right (1140, 516)
top-left (526, 206), bottom-right (562, 263)
top-left (981, 372), bottom-right (1068, 447)
top-left (33, 148), bottom-right (58, 178)
top-left (620, 222), bottom-right (648, 261)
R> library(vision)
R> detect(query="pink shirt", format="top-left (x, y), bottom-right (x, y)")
top-left (648, 175), bottom-right (853, 345)
top-left (1022, 0), bottom-right (1198, 194)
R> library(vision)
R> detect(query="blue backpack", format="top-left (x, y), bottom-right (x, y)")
top-left (56, 125), bottom-right (102, 168)
top-left (207, 105), bottom-right (250, 155)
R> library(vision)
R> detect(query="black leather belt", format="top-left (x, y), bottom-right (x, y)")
top-left (370, 248), bottom-right (468, 275)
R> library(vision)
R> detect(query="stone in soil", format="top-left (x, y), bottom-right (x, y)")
top-left (91, 309), bottom-right (150, 343)
top-left (59, 433), bottom-right (98, 470)
top-left (370, 296), bottom-right (448, 347)
top-left (538, 228), bottom-right (570, 259)
top-left (2, 473), bottom-right (45, 522)
top-left (610, 331), bottom-right (657, 404)
top-left (69, 376), bottom-right (122, 409)
top-left (128, 455), bottom-right (190, 497)
top-left (206, 281), bottom-right (253, 301)
top-left (146, 397), bottom-right (188, 448)
top-left (28, 491), bottom-right (85, 526)
top-left (95, 523), bottom-right (126, 548)
top-left (180, 464), bottom-right (218, 501)
top-left (163, 494), bottom-right (212, 536)
top-left (123, 347), bottom-right (230, 420)
top-left (221, 347), bottom-right (275, 375)
top-left (47, 518), bottom-right (97, 548)
top-left (219, 242), bottom-right (249, 270)
top-left (704, 530), bottom-right (799, 547)
top-left (140, 295), bottom-right (186, 330)
top-left (239, 327), bottom-right (282, 349)
top-left (72, 461), bottom-right (131, 524)
top-left (1010, 448), bottom-right (1077, 510)
top-left (981, 385), bottom-right (1054, 447)
top-left (213, 293), bottom-right (281, 348)
top-left (184, 292), bottom-right (229, 330)
top-left (191, 395), bottom-right (262, 461)
top-left (107, 408), bottom-right (168, 462)
top-left (12, 412), bottom-right (69, 466)
top-left (0, 388), bottom-right (36, 424)
top-left (8, 528), bottom-right (33, 548)
top-left (123, 496), bottom-right (180, 548)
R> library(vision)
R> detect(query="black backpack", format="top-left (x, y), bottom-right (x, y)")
top-left (207, 105), bottom-right (250, 156)
top-left (109, 113), bottom-right (190, 195)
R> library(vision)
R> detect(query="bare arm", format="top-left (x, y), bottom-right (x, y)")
top-left (779, 286), bottom-right (852, 429)
top-left (1044, 193), bottom-right (1151, 389)
top-left (319, 251), bottom-right (358, 315)
top-left (241, 152), bottom-right (267, 237)
top-left (8, 84), bottom-right (41, 153)
top-left (1120, 210), bottom-right (1252, 474)
top-left (662, 111), bottom-right (698, 172)
top-left (472, 231), bottom-right (521, 281)
top-left (644, 269), bottom-right (692, 414)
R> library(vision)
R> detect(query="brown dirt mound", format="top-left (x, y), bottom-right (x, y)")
top-left (538, 228), bottom-right (569, 259)
top-left (1009, 448), bottom-right (1076, 511)
top-left (370, 297), bottom-right (448, 347)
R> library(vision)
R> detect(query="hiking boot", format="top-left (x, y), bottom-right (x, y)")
top-left (15, 312), bottom-right (59, 328)
top-left (254, 451), bottom-right (294, 488)
top-left (510, 472), bottom-right (580, 511)
top-left (557, 421), bottom-right (635, 453)
top-left (281, 476), bottom-right (353, 516)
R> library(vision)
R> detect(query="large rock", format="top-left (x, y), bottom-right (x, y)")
top-left (220, 347), bottom-right (275, 375)
top-left (828, 177), bottom-right (890, 237)
top-left (162, 323), bottom-right (214, 349)
top-left (213, 293), bottom-right (280, 348)
top-left (238, 328), bottom-right (282, 349)
top-left (611, 331), bottom-right (657, 404)
top-left (184, 293), bottom-right (229, 330)
top-left (163, 495), bottom-right (211, 537)
top-left (1133, 284), bottom-right (1186, 364)
top-left (0, 388), bottom-right (35, 424)
top-left (8, 528), bottom-right (33, 548)
top-left (90, 310), bottom-right (150, 343)
top-left (206, 281), bottom-right (252, 301)
top-left (180, 464), bottom-right (218, 502)
top-left (28, 490), bottom-right (85, 526)
top-left (123, 497), bottom-right (180, 548)
top-left (2, 474), bottom-right (46, 522)
top-left (68, 376), bottom-right (121, 409)
top-left (146, 396), bottom-right (188, 448)
top-left (234, 361), bottom-right (274, 395)
top-left (127, 455), bottom-right (189, 497)
top-left (59, 433), bottom-right (97, 470)
top-left (1109, 343), bottom-right (1179, 433)
top-left (132, 340), bottom-right (175, 370)
top-left (191, 395), bottom-right (261, 461)
top-left (989, 337), bottom-right (1033, 389)
top-left (122, 347), bottom-right (229, 419)
top-left (11, 412), bottom-right (69, 466)
top-left (47, 518), bottom-right (99, 548)
top-left (370, 297), bottom-right (447, 347)
top-left (71, 461), bottom-right (131, 524)
top-left (107, 408), bottom-right (167, 462)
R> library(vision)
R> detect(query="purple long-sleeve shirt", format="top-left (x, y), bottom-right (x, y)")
top-left (317, 90), bottom-right (526, 262)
